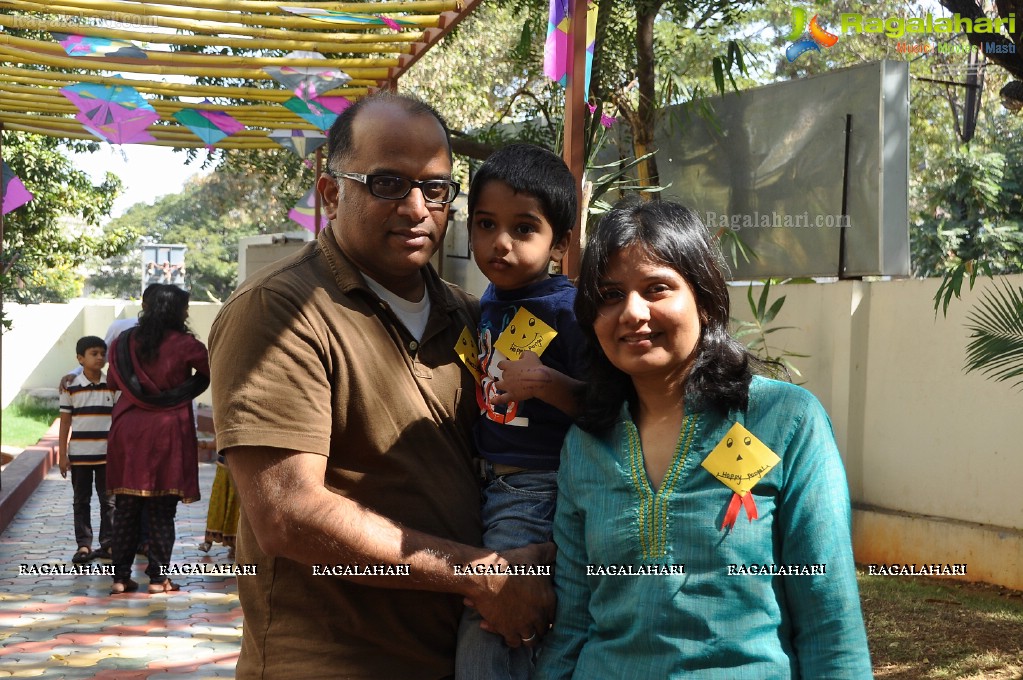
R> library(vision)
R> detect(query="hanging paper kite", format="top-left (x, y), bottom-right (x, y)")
top-left (544, 0), bottom-right (598, 91)
top-left (269, 129), bottom-right (328, 159)
top-left (173, 105), bottom-right (245, 148)
top-left (283, 95), bottom-right (351, 131)
top-left (51, 32), bottom-right (147, 60)
top-left (60, 81), bottom-right (160, 145)
top-left (264, 51), bottom-right (351, 101)
top-left (280, 7), bottom-right (415, 30)
top-left (289, 185), bottom-right (328, 233)
top-left (2, 161), bottom-right (34, 215)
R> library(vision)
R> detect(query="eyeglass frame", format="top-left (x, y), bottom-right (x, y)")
top-left (327, 170), bottom-right (460, 205)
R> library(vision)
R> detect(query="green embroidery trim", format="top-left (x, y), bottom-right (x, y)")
top-left (626, 424), bottom-right (653, 558)
top-left (627, 414), bottom-right (699, 559)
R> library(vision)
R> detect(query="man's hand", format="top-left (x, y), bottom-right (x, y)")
top-left (465, 542), bottom-right (557, 648)
top-left (58, 452), bottom-right (70, 478)
top-left (58, 373), bottom-right (76, 392)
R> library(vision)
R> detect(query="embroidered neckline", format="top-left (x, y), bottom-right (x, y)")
top-left (626, 414), bottom-right (699, 559)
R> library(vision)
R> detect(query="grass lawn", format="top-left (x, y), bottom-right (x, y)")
top-left (1, 399), bottom-right (59, 448)
top-left (861, 568), bottom-right (1023, 679)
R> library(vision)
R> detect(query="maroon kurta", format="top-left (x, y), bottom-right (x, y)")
top-left (106, 330), bottom-right (210, 503)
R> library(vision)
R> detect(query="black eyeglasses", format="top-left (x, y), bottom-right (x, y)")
top-left (329, 171), bottom-right (460, 205)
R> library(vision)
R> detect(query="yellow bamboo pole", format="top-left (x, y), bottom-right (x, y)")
top-left (0, 1), bottom-right (425, 43)
top-left (0, 102), bottom-right (334, 131)
top-left (0, 116), bottom-right (294, 149)
top-left (0, 96), bottom-right (326, 129)
top-left (4, 0), bottom-right (441, 30)
top-left (0, 66), bottom-right (372, 101)
top-left (0, 92), bottom-right (354, 132)
top-left (0, 33), bottom-right (400, 68)
top-left (108, 0), bottom-right (459, 13)
top-left (0, 0), bottom-right (486, 150)
top-left (0, 15), bottom-right (412, 54)
top-left (0, 44), bottom-right (392, 80)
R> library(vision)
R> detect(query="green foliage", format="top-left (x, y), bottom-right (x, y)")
top-left (963, 279), bottom-right (1023, 390)
top-left (1, 131), bottom-right (130, 321)
top-left (732, 279), bottom-right (808, 381)
top-left (90, 162), bottom-right (305, 301)
top-left (914, 145), bottom-right (1023, 315)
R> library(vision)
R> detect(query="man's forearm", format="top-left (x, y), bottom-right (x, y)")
top-left (226, 445), bottom-right (555, 644)
top-left (251, 475), bottom-right (503, 595)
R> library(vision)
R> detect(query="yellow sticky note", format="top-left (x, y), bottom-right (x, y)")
top-left (493, 307), bottom-right (557, 360)
top-left (454, 325), bottom-right (482, 382)
top-left (700, 422), bottom-right (780, 496)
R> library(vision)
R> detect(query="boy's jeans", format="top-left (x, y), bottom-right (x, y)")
top-left (455, 465), bottom-right (558, 680)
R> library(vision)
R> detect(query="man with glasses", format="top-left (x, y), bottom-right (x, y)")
top-left (209, 92), bottom-right (555, 680)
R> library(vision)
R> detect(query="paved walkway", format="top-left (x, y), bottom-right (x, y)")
top-left (0, 462), bottom-right (241, 678)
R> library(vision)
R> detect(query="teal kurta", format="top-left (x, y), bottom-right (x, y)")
top-left (535, 376), bottom-right (873, 679)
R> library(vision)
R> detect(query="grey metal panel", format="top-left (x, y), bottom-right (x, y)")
top-left (623, 61), bottom-right (909, 278)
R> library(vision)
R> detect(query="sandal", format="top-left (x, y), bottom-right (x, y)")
top-left (110, 579), bottom-right (139, 595)
top-left (148, 579), bottom-right (181, 594)
top-left (198, 541), bottom-right (212, 553)
top-left (71, 547), bottom-right (93, 564)
top-left (92, 547), bottom-right (112, 560)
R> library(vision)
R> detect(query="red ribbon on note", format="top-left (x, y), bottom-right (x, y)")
top-left (721, 492), bottom-right (759, 531)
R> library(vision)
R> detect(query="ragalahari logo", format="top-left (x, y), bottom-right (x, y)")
top-left (786, 8), bottom-right (840, 62)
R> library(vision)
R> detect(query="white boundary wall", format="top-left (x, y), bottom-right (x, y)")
top-left (728, 274), bottom-right (1023, 589)
top-left (2, 300), bottom-right (220, 409)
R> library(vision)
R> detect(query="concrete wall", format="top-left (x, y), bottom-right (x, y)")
top-left (2, 300), bottom-right (221, 409)
top-left (4, 274), bottom-right (1022, 587)
top-left (725, 275), bottom-right (1023, 532)
top-left (727, 274), bottom-right (1023, 589)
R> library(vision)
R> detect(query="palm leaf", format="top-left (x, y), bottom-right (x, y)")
top-left (964, 280), bottom-right (1023, 389)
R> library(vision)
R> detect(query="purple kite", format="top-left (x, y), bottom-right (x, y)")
top-left (283, 95), bottom-right (351, 131)
top-left (51, 32), bottom-right (147, 60)
top-left (288, 186), bottom-right (328, 233)
top-left (173, 105), bottom-right (245, 148)
top-left (268, 129), bottom-right (327, 161)
top-left (279, 7), bottom-right (416, 30)
top-left (544, 0), bottom-right (597, 91)
top-left (60, 81), bottom-right (159, 145)
top-left (264, 51), bottom-right (351, 102)
top-left (2, 161), bottom-right (33, 215)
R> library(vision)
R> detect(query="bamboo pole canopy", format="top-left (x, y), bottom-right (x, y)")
top-left (0, 0), bottom-right (484, 149)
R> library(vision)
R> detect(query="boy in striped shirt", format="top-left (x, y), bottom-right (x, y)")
top-left (58, 336), bottom-right (119, 564)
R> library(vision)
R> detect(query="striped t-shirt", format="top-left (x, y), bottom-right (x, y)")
top-left (58, 371), bottom-right (119, 465)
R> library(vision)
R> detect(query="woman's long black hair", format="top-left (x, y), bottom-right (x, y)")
top-left (134, 284), bottom-right (192, 363)
top-left (574, 198), bottom-right (759, 433)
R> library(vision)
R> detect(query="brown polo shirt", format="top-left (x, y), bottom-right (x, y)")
top-left (210, 226), bottom-right (481, 680)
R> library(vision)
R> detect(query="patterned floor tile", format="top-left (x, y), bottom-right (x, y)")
top-left (0, 464), bottom-right (240, 677)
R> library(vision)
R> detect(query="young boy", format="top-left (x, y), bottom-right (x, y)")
top-left (58, 336), bottom-right (118, 564)
top-left (456, 144), bottom-right (586, 680)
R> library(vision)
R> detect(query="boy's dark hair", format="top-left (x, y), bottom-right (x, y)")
top-left (76, 336), bottom-right (106, 356)
top-left (326, 92), bottom-right (452, 172)
top-left (468, 143), bottom-right (578, 243)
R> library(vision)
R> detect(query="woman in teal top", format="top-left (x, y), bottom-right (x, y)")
top-left (534, 199), bottom-right (872, 679)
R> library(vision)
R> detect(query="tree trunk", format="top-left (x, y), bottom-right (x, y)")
top-left (634, 4), bottom-right (662, 197)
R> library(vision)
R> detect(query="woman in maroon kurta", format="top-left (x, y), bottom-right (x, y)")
top-left (106, 284), bottom-right (210, 594)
